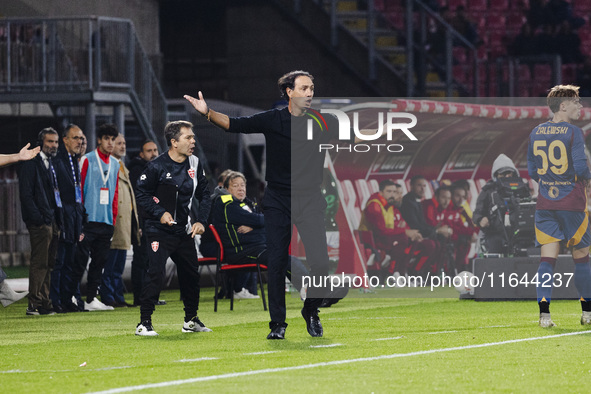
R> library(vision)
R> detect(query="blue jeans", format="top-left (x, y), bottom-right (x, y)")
top-left (101, 249), bottom-right (127, 304)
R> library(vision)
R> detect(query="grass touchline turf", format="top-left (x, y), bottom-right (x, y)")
top-left (88, 330), bottom-right (591, 394)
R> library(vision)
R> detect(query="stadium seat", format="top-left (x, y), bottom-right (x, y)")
top-left (561, 64), bottom-right (578, 84)
top-left (467, 0), bottom-right (487, 11)
top-left (447, 0), bottom-right (467, 10)
top-left (208, 224), bottom-right (268, 312)
top-left (489, 0), bottom-right (509, 11)
top-left (368, 179), bottom-right (379, 194)
top-left (452, 47), bottom-right (468, 64)
top-left (385, 12), bottom-right (405, 30)
top-left (486, 14), bottom-right (506, 31)
top-left (355, 179), bottom-right (372, 208)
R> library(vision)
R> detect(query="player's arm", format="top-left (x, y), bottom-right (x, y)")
top-left (571, 128), bottom-right (591, 180)
top-left (225, 201), bottom-right (265, 228)
top-left (526, 134), bottom-right (539, 182)
top-left (364, 203), bottom-right (406, 237)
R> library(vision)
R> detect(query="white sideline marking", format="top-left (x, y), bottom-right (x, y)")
top-left (1, 366), bottom-right (132, 374)
top-left (309, 343), bottom-right (343, 348)
top-left (479, 325), bottom-right (511, 329)
top-left (373, 336), bottom-right (404, 341)
top-left (176, 357), bottom-right (218, 363)
top-left (87, 331), bottom-right (591, 394)
top-left (243, 351), bottom-right (279, 356)
top-left (428, 330), bottom-right (458, 335)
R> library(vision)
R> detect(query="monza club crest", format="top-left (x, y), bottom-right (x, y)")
top-left (151, 241), bottom-right (159, 252)
top-left (188, 168), bottom-right (195, 179)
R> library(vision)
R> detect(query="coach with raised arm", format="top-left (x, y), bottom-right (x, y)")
top-left (185, 70), bottom-right (340, 340)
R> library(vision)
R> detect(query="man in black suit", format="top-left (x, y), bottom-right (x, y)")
top-left (51, 124), bottom-right (86, 312)
top-left (19, 128), bottom-right (63, 315)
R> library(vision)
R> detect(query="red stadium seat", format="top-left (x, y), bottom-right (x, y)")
top-left (487, 14), bottom-right (507, 31)
top-left (386, 12), bottom-right (405, 30)
top-left (467, 0), bottom-right (487, 11)
top-left (453, 47), bottom-right (468, 64)
top-left (447, 0), bottom-right (467, 10)
top-left (561, 64), bottom-right (579, 84)
top-left (490, 0), bottom-right (509, 11)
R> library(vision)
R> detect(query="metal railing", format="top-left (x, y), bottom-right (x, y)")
top-left (0, 17), bottom-right (167, 148)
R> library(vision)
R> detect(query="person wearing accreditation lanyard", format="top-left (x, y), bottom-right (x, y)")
top-left (134, 120), bottom-right (212, 336)
top-left (19, 128), bottom-right (63, 316)
top-left (67, 124), bottom-right (120, 312)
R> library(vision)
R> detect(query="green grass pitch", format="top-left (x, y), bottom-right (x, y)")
top-left (1, 287), bottom-right (591, 393)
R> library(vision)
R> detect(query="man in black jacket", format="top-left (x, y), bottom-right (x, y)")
top-left (185, 71), bottom-right (340, 339)
top-left (19, 128), bottom-right (63, 315)
top-left (52, 124), bottom-right (86, 312)
top-left (128, 140), bottom-right (161, 306)
top-left (134, 121), bottom-right (211, 336)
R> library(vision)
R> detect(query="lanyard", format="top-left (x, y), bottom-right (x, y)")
top-left (49, 159), bottom-right (59, 190)
top-left (68, 153), bottom-right (79, 185)
top-left (95, 150), bottom-right (111, 187)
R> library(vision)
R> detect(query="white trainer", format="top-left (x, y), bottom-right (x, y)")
top-left (233, 288), bottom-right (259, 299)
top-left (539, 312), bottom-right (556, 328)
top-left (135, 321), bottom-right (158, 336)
top-left (84, 297), bottom-right (114, 311)
top-left (182, 317), bottom-right (212, 333)
top-left (581, 311), bottom-right (591, 325)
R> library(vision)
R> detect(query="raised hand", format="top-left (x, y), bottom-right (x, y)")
top-left (184, 91), bottom-right (209, 116)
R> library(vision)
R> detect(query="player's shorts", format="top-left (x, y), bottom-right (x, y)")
top-left (535, 209), bottom-right (591, 249)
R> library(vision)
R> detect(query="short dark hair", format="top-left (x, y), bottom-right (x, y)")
top-left (451, 179), bottom-right (470, 193)
top-left (277, 70), bottom-right (314, 99)
top-left (223, 171), bottom-right (246, 189)
top-left (164, 120), bottom-right (193, 146)
top-left (547, 84), bottom-right (580, 113)
top-left (435, 186), bottom-right (451, 198)
top-left (63, 123), bottom-right (81, 139)
top-left (378, 179), bottom-right (396, 191)
top-left (97, 124), bottom-right (118, 139)
top-left (140, 140), bottom-right (156, 152)
top-left (37, 127), bottom-right (58, 146)
top-left (410, 175), bottom-right (427, 186)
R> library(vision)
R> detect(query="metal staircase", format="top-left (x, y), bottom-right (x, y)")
top-left (0, 16), bottom-right (169, 151)
top-left (319, 0), bottom-right (479, 97)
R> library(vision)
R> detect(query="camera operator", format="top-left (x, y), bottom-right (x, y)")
top-left (474, 154), bottom-right (531, 255)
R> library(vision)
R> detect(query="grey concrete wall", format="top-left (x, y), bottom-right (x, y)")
top-left (0, 0), bottom-right (160, 56)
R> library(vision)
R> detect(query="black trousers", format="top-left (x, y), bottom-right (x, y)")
top-left (264, 187), bottom-right (329, 325)
top-left (131, 233), bottom-right (149, 305)
top-left (140, 231), bottom-right (201, 322)
top-left (70, 221), bottom-right (114, 303)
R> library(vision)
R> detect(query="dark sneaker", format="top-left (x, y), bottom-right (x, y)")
top-left (301, 307), bottom-right (323, 337)
top-left (182, 316), bottom-right (212, 333)
top-left (267, 322), bottom-right (287, 340)
top-left (135, 320), bottom-right (158, 336)
top-left (156, 300), bottom-right (167, 306)
top-left (26, 307), bottom-right (40, 316)
top-left (38, 307), bottom-right (56, 315)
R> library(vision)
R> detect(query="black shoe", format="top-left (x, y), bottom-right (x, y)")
top-left (61, 302), bottom-right (80, 313)
top-left (155, 300), bottom-right (167, 306)
top-left (38, 307), bottom-right (56, 315)
top-left (320, 286), bottom-right (349, 308)
top-left (54, 305), bottom-right (66, 314)
top-left (267, 322), bottom-right (287, 340)
top-left (301, 307), bottom-right (323, 337)
top-left (26, 307), bottom-right (40, 316)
